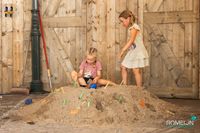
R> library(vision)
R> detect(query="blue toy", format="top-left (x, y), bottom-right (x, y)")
top-left (25, 98), bottom-right (32, 105)
top-left (90, 84), bottom-right (97, 89)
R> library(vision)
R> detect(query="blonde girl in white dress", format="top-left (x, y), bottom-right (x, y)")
top-left (118, 10), bottom-right (149, 87)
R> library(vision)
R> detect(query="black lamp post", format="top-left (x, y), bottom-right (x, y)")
top-left (30, 0), bottom-right (43, 92)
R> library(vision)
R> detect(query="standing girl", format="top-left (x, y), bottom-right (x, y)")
top-left (118, 10), bottom-right (149, 87)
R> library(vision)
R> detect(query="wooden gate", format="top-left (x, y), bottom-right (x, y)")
top-left (143, 0), bottom-right (199, 98)
top-left (39, 0), bottom-right (87, 89)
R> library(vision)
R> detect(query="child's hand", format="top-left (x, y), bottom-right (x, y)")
top-left (118, 52), bottom-right (123, 60)
top-left (92, 78), bottom-right (98, 84)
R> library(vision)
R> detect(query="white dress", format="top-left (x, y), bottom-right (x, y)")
top-left (121, 23), bottom-right (149, 68)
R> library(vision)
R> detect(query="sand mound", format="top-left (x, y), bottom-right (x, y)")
top-left (11, 86), bottom-right (180, 126)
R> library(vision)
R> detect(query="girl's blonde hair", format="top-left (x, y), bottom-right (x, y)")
top-left (119, 10), bottom-right (136, 25)
top-left (87, 47), bottom-right (97, 58)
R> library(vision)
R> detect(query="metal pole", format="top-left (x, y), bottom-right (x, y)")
top-left (30, 0), bottom-right (43, 92)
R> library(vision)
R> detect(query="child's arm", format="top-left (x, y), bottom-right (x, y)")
top-left (92, 70), bottom-right (101, 83)
top-left (77, 69), bottom-right (84, 78)
top-left (119, 28), bottom-right (138, 58)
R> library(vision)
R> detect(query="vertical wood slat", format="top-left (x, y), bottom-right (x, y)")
top-left (96, 0), bottom-right (107, 78)
top-left (44, 0), bottom-right (61, 16)
top-left (192, 0), bottom-right (199, 98)
top-left (147, 0), bottom-right (163, 12)
top-left (163, 0), bottom-right (173, 11)
top-left (115, 0), bottom-right (126, 83)
top-left (86, 0), bottom-right (97, 48)
top-left (184, 0), bottom-right (193, 86)
top-left (68, 0), bottom-right (76, 76)
top-left (185, 0), bottom-right (193, 11)
top-left (0, 0), bottom-right (2, 93)
top-left (199, 0), bottom-right (200, 99)
top-left (184, 24), bottom-right (193, 83)
top-left (80, 0), bottom-right (87, 68)
top-left (12, 0), bottom-right (24, 87)
top-left (161, 4), bottom-right (172, 78)
top-left (21, 0), bottom-right (32, 86)
top-left (106, 0), bottom-right (116, 81)
top-left (1, 0), bottom-right (13, 93)
top-left (75, 0), bottom-right (82, 70)
top-left (127, 0), bottom-right (138, 18)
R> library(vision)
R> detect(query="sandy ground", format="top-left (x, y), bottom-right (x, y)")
top-left (0, 85), bottom-right (199, 133)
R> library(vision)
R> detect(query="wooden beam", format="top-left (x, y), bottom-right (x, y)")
top-left (44, 28), bottom-right (74, 83)
top-left (147, 87), bottom-right (194, 99)
top-left (144, 11), bottom-right (199, 24)
top-left (144, 23), bottom-right (192, 88)
top-left (43, 17), bottom-right (86, 28)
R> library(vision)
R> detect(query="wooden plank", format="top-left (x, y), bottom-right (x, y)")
top-left (44, 28), bottom-right (74, 83)
top-left (163, 0), bottom-right (173, 12)
top-left (174, 0), bottom-right (185, 11)
top-left (115, 0), bottom-right (126, 83)
top-left (185, 0), bottom-right (193, 11)
top-left (86, 0), bottom-right (97, 47)
top-left (147, 0), bottom-right (163, 12)
top-left (43, 17), bottom-right (86, 28)
top-left (164, 24), bottom-right (176, 86)
top-left (184, 24), bottom-right (193, 84)
top-left (44, 0), bottom-right (61, 16)
top-left (68, 0), bottom-right (76, 84)
top-left (192, 0), bottom-right (199, 98)
top-left (144, 23), bottom-right (192, 88)
top-left (149, 45), bottom-right (164, 86)
top-left (0, 0), bottom-right (2, 93)
top-left (144, 11), bottom-right (199, 24)
top-left (127, 0), bottom-right (138, 18)
top-left (22, 0), bottom-right (32, 87)
top-left (199, 0), bottom-right (200, 99)
top-left (95, 0), bottom-right (107, 79)
top-left (143, 26), bottom-right (151, 86)
top-left (12, 0), bottom-right (24, 87)
top-left (148, 87), bottom-right (194, 99)
top-left (80, 0), bottom-right (87, 65)
top-left (138, 0), bottom-right (144, 30)
top-left (75, 0), bottom-right (82, 70)
top-left (172, 24), bottom-right (185, 68)
top-left (1, 1), bottom-right (13, 93)
top-left (106, 0), bottom-right (116, 81)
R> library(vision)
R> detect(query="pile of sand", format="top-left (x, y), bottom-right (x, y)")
top-left (11, 86), bottom-right (180, 126)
